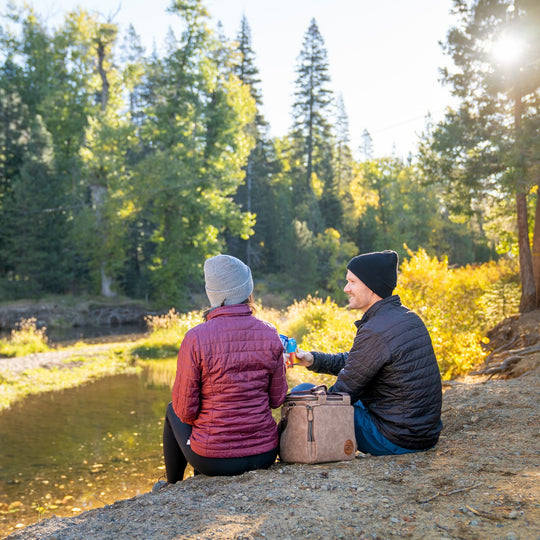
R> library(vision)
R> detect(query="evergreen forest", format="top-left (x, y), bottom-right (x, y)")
top-left (0, 0), bottom-right (539, 313)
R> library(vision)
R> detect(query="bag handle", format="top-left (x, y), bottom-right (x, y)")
top-left (289, 384), bottom-right (351, 405)
top-left (290, 384), bottom-right (327, 397)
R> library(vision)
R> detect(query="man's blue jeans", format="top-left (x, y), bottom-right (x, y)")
top-left (291, 383), bottom-right (418, 456)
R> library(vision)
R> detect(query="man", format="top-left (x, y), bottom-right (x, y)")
top-left (295, 250), bottom-right (442, 455)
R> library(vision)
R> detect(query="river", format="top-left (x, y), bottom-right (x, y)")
top-left (0, 357), bottom-right (177, 538)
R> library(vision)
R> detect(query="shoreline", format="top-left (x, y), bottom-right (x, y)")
top-left (0, 341), bottom-right (142, 411)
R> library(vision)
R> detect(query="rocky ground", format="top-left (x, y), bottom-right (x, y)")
top-left (3, 312), bottom-right (540, 540)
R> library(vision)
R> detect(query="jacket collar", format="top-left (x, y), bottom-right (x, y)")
top-left (207, 303), bottom-right (253, 321)
top-left (354, 294), bottom-right (400, 328)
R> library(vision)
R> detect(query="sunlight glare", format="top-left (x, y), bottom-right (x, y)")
top-left (492, 34), bottom-right (524, 66)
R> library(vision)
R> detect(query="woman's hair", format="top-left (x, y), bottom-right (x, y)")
top-left (202, 294), bottom-right (256, 321)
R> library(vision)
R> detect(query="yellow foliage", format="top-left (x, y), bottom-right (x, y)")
top-left (0, 318), bottom-right (50, 357)
top-left (144, 252), bottom-right (520, 381)
top-left (310, 172), bottom-right (324, 198)
top-left (397, 247), bottom-right (519, 378)
top-left (345, 173), bottom-right (378, 219)
top-left (143, 309), bottom-right (202, 349)
top-left (278, 296), bottom-right (356, 353)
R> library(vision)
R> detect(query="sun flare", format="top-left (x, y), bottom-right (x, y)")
top-left (492, 34), bottom-right (524, 65)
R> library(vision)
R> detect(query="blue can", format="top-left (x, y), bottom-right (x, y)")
top-left (279, 334), bottom-right (297, 366)
top-left (286, 338), bottom-right (297, 354)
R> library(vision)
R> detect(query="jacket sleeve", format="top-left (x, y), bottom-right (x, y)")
top-left (309, 351), bottom-right (349, 375)
top-left (172, 330), bottom-right (201, 424)
top-left (329, 328), bottom-right (390, 403)
top-left (268, 353), bottom-right (288, 409)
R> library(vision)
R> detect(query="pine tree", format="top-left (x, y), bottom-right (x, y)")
top-left (0, 93), bottom-right (68, 296)
top-left (419, 0), bottom-right (540, 311)
top-left (234, 15), bottom-right (265, 126)
top-left (291, 18), bottom-right (334, 233)
top-left (0, 89), bottom-right (29, 284)
top-left (324, 93), bottom-right (353, 231)
top-left (360, 129), bottom-right (374, 161)
top-left (120, 24), bottom-right (146, 127)
top-left (229, 15), bottom-right (278, 269)
top-left (0, 4), bottom-right (118, 295)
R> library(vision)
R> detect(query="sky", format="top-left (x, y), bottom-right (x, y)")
top-left (37, 0), bottom-right (459, 159)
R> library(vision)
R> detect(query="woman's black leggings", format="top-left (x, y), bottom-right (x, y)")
top-left (163, 402), bottom-right (278, 483)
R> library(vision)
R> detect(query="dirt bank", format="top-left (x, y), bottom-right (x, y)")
top-left (3, 311), bottom-right (539, 539)
top-left (4, 364), bottom-right (538, 540)
top-left (0, 299), bottom-right (158, 331)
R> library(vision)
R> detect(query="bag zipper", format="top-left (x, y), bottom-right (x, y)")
top-left (307, 405), bottom-right (314, 442)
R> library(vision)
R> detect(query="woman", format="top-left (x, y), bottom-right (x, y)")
top-left (159, 254), bottom-right (288, 485)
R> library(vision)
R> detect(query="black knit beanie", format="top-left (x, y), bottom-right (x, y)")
top-left (347, 250), bottom-right (398, 299)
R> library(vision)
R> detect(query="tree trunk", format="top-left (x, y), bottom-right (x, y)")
top-left (90, 184), bottom-right (116, 298)
top-left (306, 93), bottom-right (314, 192)
top-left (532, 183), bottom-right (540, 309)
top-left (516, 191), bottom-right (536, 312)
top-left (94, 31), bottom-right (114, 297)
top-left (100, 262), bottom-right (116, 298)
top-left (246, 158), bottom-right (252, 267)
top-left (513, 83), bottom-right (536, 312)
top-left (96, 41), bottom-right (109, 113)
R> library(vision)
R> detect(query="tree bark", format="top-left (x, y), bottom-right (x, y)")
top-left (100, 263), bottom-right (115, 298)
top-left (513, 81), bottom-right (536, 312)
top-left (532, 183), bottom-right (540, 309)
top-left (516, 191), bottom-right (536, 312)
top-left (96, 40), bottom-right (109, 113)
top-left (94, 30), bottom-right (114, 298)
top-left (90, 184), bottom-right (116, 298)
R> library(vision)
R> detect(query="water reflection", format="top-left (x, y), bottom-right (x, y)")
top-left (0, 359), bottom-right (176, 537)
top-left (46, 323), bottom-right (149, 346)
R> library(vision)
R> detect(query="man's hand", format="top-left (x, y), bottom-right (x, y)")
top-left (293, 349), bottom-right (314, 368)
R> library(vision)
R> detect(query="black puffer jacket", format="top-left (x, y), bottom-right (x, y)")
top-left (309, 295), bottom-right (442, 450)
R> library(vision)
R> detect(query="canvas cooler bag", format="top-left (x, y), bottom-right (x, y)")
top-left (279, 385), bottom-right (357, 464)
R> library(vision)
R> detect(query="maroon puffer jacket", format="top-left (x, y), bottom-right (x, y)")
top-left (172, 304), bottom-right (288, 458)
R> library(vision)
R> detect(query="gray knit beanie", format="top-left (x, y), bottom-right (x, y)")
top-left (204, 255), bottom-right (254, 308)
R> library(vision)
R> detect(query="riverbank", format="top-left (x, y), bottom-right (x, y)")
top-left (0, 342), bottom-right (142, 411)
top-left (0, 298), bottom-right (159, 331)
top-left (5, 367), bottom-right (539, 540)
top-left (2, 310), bottom-right (539, 538)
